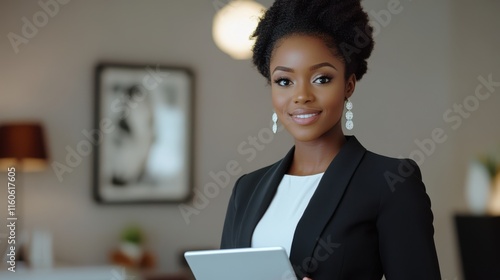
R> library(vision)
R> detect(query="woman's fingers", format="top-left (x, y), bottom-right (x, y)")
top-left (302, 278), bottom-right (312, 280)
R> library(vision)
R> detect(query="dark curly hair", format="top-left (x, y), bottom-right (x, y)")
top-left (251, 0), bottom-right (374, 82)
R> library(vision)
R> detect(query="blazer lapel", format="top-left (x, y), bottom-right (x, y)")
top-left (236, 147), bottom-right (295, 247)
top-left (289, 136), bottom-right (366, 275)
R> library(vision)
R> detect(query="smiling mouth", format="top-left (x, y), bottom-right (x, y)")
top-left (294, 113), bottom-right (319, 119)
top-left (289, 111), bottom-right (322, 125)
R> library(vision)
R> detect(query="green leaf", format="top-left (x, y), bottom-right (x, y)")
top-left (121, 225), bottom-right (143, 244)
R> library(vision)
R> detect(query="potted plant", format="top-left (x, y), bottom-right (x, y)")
top-left (110, 225), bottom-right (155, 269)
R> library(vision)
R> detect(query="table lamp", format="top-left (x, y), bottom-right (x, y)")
top-left (0, 122), bottom-right (49, 268)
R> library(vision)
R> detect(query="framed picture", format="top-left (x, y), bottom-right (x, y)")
top-left (93, 63), bottom-right (194, 203)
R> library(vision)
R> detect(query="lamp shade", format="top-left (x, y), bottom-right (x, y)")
top-left (0, 123), bottom-right (48, 172)
top-left (212, 0), bottom-right (265, 60)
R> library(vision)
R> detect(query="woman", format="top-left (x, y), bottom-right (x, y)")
top-left (220, 0), bottom-right (441, 279)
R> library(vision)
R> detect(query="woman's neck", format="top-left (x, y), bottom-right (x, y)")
top-left (288, 129), bottom-right (346, 176)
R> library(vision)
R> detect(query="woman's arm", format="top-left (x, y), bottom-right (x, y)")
top-left (377, 159), bottom-right (441, 279)
top-left (220, 174), bottom-right (246, 249)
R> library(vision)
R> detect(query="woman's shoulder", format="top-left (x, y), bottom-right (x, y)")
top-left (346, 135), bottom-right (423, 181)
top-left (358, 150), bottom-right (428, 202)
top-left (361, 149), bottom-right (422, 179)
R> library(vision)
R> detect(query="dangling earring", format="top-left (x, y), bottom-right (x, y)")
top-left (272, 112), bottom-right (278, 134)
top-left (345, 99), bottom-right (353, 130)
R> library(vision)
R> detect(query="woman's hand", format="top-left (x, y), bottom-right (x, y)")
top-left (303, 278), bottom-right (312, 280)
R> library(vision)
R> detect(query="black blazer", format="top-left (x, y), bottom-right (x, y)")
top-left (220, 136), bottom-right (441, 279)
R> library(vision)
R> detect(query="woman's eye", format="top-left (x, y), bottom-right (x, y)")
top-left (314, 76), bottom-right (332, 84)
top-left (274, 78), bottom-right (292, 87)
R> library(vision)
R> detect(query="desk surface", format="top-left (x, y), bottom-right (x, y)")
top-left (0, 265), bottom-right (131, 280)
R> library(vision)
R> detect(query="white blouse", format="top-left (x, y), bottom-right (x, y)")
top-left (251, 172), bottom-right (324, 256)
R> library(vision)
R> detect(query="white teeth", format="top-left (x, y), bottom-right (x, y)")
top-left (295, 113), bottom-right (317, 119)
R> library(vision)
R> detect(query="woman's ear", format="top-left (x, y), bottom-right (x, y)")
top-left (345, 74), bottom-right (356, 99)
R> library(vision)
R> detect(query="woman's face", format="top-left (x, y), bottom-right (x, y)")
top-left (270, 34), bottom-right (355, 143)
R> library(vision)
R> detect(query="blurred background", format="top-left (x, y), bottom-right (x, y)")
top-left (0, 0), bottom-right (499, 279)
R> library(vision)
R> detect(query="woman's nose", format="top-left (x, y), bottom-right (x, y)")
top-left (292, 83), bottom-right (314, 104)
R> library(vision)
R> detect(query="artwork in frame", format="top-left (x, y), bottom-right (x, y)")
top-left (93, 63), bottom-right (193, 203)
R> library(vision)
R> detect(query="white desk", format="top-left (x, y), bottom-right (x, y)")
top-left (0, 265), bottom-right (134, 280)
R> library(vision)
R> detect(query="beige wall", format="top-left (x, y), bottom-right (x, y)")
top-left (0, 0), bottom-right (499, 278)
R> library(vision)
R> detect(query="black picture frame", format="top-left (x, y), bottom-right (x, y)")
top-left (93, 63), bottom-right (194, 203)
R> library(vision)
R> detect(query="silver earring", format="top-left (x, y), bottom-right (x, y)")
top-left (272, 112), bottom-right (278, 134)
top-left (345, 99), bottom-right (353, 130)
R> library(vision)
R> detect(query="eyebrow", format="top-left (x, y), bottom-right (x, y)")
top-left (311, 62), bottom-right (337, 71)
top-left (272, 62), bottom-right (337, 74)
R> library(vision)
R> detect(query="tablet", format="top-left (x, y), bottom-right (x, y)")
top-left (184, 247), bottom-right (298, 280)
